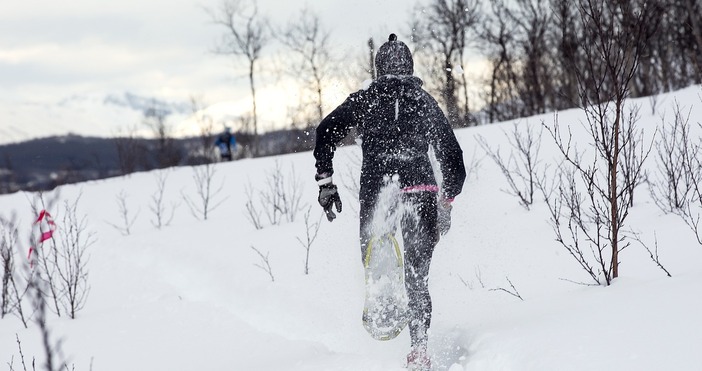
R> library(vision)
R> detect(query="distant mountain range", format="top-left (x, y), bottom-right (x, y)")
top-left (0, 92), bottom-right (193, 145)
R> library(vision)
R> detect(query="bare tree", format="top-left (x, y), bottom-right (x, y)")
top-left (505, 0), bottom-right (553, 117)
top-left (543, 0), bottom-right (655, 285)
top-left (208, 0), bottom-right (269, 156)
top-left (413, 0), bottom-right (482, 127)
top-left (114, 125), bottom-right (146, 175)
top-left (278, 7), bottom-right (334, 123)
top-left (367, 37), bottom-right (377, 80)
top-left (549, 0), bottom-right (582, 109)
top-left (143, 105), bottom-right (181, 169)
top-left (0, 154), bottom-right (17, 194)
top-left (480, 0), bottom-right (520, 122)
top-left (182, 163), bottom-right (228, 221)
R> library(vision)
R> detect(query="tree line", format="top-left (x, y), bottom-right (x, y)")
top-left (413, 0), bottom-right (701, 126)
top-left (204, 0), bottom-right (701, 158)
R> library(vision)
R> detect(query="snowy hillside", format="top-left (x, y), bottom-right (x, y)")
top-left (1, 86), bottom-right (702, 370)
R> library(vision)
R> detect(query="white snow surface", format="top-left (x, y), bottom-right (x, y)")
top-left (1, 86), bottom-right (702, 370)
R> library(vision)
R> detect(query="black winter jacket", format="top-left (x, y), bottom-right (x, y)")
top-left (314, 75), bottom-right (466, 200)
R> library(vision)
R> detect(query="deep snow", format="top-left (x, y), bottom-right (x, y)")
top-left (1, 86), bottom-right (702, 370)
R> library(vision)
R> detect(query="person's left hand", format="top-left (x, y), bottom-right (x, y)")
top-left (437, 196), bottom-right (453, 235)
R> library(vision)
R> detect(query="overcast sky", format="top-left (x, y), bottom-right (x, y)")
top-left (0, 0), bottom-right (423, 130)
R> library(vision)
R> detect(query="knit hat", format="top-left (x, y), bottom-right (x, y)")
top-left (375, 33), bottom-right (414, 76)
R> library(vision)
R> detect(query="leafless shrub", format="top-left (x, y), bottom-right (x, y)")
top-left (649, 100), bottom-right (702, 245)
top-left (1, 217), bottom-right (28, 326)
top-left (107, 190), bottom-right (139, 236)
top-left (26, 193), bottom-right (95, 320)
top-left (28, 193), bottom-right (63, 316)
top-left (55, 196), bottom-right (95, 319)
top-left (244, 183), bottom-right (263, 230)
top-left (250, 245), bottom-right (274, 282)
top-left (296, 207), bottom-right (323, 275)
top-left (675, 118), bottom-right (702, 246)
top-left (457, 266), bottom-right (486, 290)
top-left (262, 161), bottom-right (304, 225)
top-left (149, 170), bottom-right (179, 229)
top-left (463, 148), bottom-right (484, 183)
top-left (1, 218), bottom-right (17, 317)
top-left (489, 276), bottom-right (524, 301)
top-left (182, 163), bottom-right (228, 221)
top-left (23, 192), bottom-right (72, 370)
top-left (542, 166), bottom-right (601, 284)
top-left (649, 101), bottom-right (694, 213)
top-left (243, 161), bottom-right (305, 228)
top-left (477, 123), bottom-right (543, 209)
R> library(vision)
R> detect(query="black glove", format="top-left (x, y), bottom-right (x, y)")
top-left (316, 175), bottom-right (342, 222)
top-left (437, 196), bottom-right (453, 235)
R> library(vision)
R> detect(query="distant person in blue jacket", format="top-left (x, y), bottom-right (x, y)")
top-left (215, 127), bottom-right (236, 161)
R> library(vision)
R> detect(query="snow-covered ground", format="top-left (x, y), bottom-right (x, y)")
top-left (1, 86), bottom-right (702, 370)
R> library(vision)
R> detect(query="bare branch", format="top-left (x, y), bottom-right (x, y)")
top-left (106, 190), bottom-right (139, 236)
top-left (489, 276), bottom-right (524, 301)
top-left (250, 245), bottom-right (274, 282)
top-left (295, 207), bottom-right (323, 275)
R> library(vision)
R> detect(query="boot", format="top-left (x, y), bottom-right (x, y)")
top-left (406, 346), bottom-right (431, 371)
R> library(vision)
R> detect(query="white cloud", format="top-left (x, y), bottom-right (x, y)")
top-left (0, 0), bottom-right (430, 141)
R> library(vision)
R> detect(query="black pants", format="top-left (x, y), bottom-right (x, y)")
top-left (360, 187), bottom-right (438, 348)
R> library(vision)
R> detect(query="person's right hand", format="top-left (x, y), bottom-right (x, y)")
top-left (316, 174), bottom-right (342, 222)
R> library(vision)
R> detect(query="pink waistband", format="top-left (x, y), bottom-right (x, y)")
top-left (401, 184), bottom-right (440, 193)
